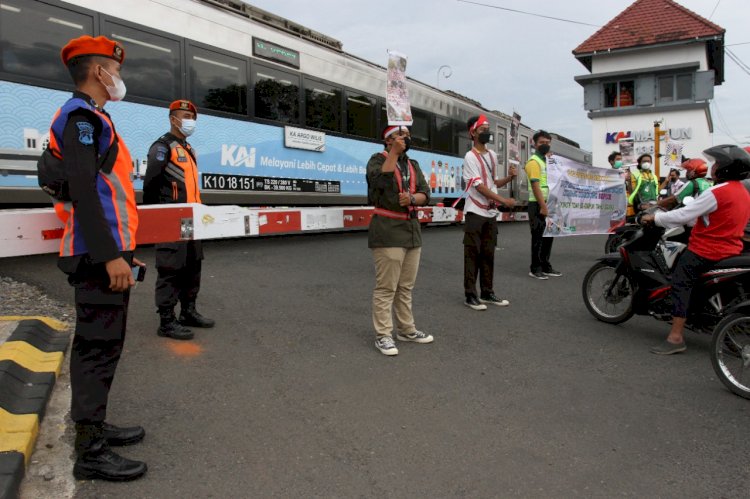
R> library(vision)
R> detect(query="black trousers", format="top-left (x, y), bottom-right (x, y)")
top-left (155, 240), bottom-right (203, 311)
top-left (671, 249), bottom-right (717, 318)
top-left (62, 256), bottom-right (130, 424)
top-left (463, 212), bottom-right (497, 298)
top-left (528, 201), bottom-right (554, 273)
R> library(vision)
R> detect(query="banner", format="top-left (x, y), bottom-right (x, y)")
top-left (508, 111), bottom-right (521, 165)
top-left (664, 142), bottom-right (683, 168)
top-left (543, 155), bottom-right (627, 236)
top-left (385, 50), bottom-right (413, 126)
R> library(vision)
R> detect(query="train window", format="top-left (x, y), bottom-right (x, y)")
top-left (305, 78), bottom-right (341, 132)
top-left (104, 21), bottom-right (181, 102)
top-left (410, 108), bottom-right (430, 148)
top-left (0, 1), bottom-right (94, 83)
top-left (433, 117), bottom-right (453, 154)
top-left (496, 127), bottom-right (507, 166)
top-left (253, 65), bottom-right (299, 124)
top-left (456, 120), bottom-right (471, 156)
top-left (189, 45), bottom-right (247, 114)
top-left (346, 92), bottom-right (376, 138)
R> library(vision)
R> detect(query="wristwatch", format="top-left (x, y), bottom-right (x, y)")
top-left (410, 194), bottom-right (417, 206)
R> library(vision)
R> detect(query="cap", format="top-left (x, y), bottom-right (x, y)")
top-left (61, 35), bottom-right (125, 66)
top-left (469, 114), bottom-right (489, 132)
top-left (169, 100), bottom-right (198, 116)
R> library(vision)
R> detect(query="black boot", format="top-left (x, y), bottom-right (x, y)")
top-left (103, 422), bottom-right (145, 446)
top-left (73, 423), bottom-right (147, 481)
top-left (179, 303), bottom-right (215, 328)
top-left (158, 308), bottom-right (194, 340)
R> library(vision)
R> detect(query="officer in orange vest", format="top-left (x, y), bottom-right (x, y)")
top-left (51, 35), bottom-right (147, 481)
top-left (143, 100), bottom-right (214, 339)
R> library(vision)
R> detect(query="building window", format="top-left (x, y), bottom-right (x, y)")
top-left (253, 65), bottom-right (299, 124)
top-left (346, 92), bottom-right (376, 138)
top-left (0, 1), bottom-right (94, 84)
top-left (659, 74), bottom-right (693, 102)
top-left (603, 80), bottom-right (634, 108)
top-left (305, 79), bottom-right (341, 132)
top-left (190, 46), bottom-right (247, 115)
top-left (104, 21), bottom-right (182, 102)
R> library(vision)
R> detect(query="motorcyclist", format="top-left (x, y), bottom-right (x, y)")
top-left (657, 158), bottom-right (711, 210)
top-left (641, 145), bottom-right (750, 355)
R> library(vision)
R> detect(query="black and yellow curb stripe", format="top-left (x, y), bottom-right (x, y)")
top-left (0, 318), bottom-right (70, 499)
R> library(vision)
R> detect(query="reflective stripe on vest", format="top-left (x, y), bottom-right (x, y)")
top-left (168, 140), bottom-right (202, 203)
top-left (49, 98), bottom-right (138, 256)
top-left (528, 154), bottom-right (548, 202)
top-left (374, 152), bottom-right (416, 219)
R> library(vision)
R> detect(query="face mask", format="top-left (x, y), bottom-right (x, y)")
top-left (641, 162), bottom-right (652, 171)
top-left (478, 132), bottom-right (492, 145)
top-left (536, 144), bottom-right (551, 156)
top-left (614, 160), bottom-right (623, 169)
top-left (100, 68), bottom-right (126, 102)
top-left (402, 137), bottom-right (411, 153)
top-left (177, 118), bottom-right (197, 137)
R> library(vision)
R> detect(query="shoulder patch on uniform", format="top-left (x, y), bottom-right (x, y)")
top-left (175, 147), bottom-right (187, 162)
top-left (76, 122), bottom-right (95, 145)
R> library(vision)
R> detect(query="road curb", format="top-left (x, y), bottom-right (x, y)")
top-left (0, 318), bottom-right (70, 499)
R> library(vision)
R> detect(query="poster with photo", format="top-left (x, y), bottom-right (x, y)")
top-left (509, 112), bottom-right (521, 165)
top-left (665, 142), bottom-right (683, 168)
top-left (618, 138), bottom-right (636, 166)
top-left (385, 50), bottom-right (413, 126)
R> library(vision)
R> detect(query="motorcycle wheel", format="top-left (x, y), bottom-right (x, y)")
top-left (710, 313), bottom-right (750, 400)
top-left (582, 262), bottom-right (634, 324)
top-left (604, 233), bottom-right (624, 253)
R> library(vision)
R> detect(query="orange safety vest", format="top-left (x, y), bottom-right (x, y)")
top-left (48, 97), bottom-right (138, 257)
top-left (165, 139), bottom-right (201, 203)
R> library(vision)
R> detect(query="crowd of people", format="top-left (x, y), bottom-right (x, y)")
top-left (45, 33), bottom-right (750, 482)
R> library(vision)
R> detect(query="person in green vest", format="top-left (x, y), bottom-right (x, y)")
top-left (658, 158), bottom-right (712, 209)
top-left (629, 154), bottom-right (659, 212)
top-left (525, 130), bottom-right (561, 280)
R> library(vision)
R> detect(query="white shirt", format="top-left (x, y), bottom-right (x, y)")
top-left (463, 148), bottom-right (498, 217)
top-left (655, 183), bottom-right (721, 229)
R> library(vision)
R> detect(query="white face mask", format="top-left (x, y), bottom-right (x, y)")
top-left (177, 118), bottom-right (197, 137)
top-left (100, 68), bottom-right (126, 102)
top-left (641, 162), bottom-right (652, 170)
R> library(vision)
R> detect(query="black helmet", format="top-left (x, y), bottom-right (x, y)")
top-left (703, 144), bottom-right (750, 181)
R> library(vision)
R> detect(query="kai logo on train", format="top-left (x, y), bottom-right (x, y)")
top-left (221, 144), bottom-right (256, 168)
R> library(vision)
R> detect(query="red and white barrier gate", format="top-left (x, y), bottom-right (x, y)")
top-left (0, 204), bottom-right (528, 258)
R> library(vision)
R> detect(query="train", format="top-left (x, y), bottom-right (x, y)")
top-left (0, 0), bottom-right (591, 208)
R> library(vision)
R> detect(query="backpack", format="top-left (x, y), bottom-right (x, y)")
top-left (37, 122), bottom-right (119, 201)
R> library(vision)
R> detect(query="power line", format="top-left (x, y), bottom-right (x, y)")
top-left (726, 42), bottom-right (750, 47)
top-left (709, 0), bottom-right (722, 19)
top-left (456, 0), bottom-right (601, 28)
top-left (726, 50), bottom-right (750, 77)
top-left (712, 101), bottom-right (741, 144)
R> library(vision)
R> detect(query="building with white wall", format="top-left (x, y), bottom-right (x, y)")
top-left (573, 0), bottom-right (724, 171)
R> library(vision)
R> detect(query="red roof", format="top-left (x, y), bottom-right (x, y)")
top-left (573, 0), bottom-right (724, 55)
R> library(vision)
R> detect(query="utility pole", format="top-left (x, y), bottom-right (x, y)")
top-left (653, 121), bottom-right (667, 179)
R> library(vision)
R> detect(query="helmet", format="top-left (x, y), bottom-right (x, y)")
top-left (680, 158), bottom-right (708, 178)
top-left (703, 144), bottom-right (750, 181)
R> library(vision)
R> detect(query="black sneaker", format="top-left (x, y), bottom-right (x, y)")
top-left (375, 336), bottom-right (398, 356)
top-left (650, 340), bottom-right (687, 355)
top-left (528, 271), bottom-right (549, 280)
top-left (479, 293), bottom-right (510, 307)
top-left (464, 296), bottom-right (487, 311)
top-left (397, 330), bottom-right (434, 343)
top-left (543, 268), bottom-right (563, 277)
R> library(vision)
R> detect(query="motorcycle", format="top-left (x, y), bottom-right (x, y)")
top-left (582, 207), bottom-right (750, 399)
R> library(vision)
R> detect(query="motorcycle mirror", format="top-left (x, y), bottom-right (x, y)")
top-left (659, 189), bottom-right (668, 196)
top-left (683, 196), bottom-right (695, 205)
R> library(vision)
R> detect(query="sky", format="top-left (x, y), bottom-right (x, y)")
top-left (242, 0), bottom-right (749, 153)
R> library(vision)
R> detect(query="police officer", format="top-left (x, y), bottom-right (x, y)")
top-left (143, 100), bottom-right (214, 340)
top-left (51, 35), bottom-right (146, 481)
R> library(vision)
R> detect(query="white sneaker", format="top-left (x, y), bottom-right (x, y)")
top-left (375, 336), bottom-right (398, 356)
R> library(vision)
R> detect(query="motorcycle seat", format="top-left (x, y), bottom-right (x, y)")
top-left (713, 254), bottom-right (750, 269)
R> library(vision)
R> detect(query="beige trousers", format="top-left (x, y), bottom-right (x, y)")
top-left (372, 247), bottom-right (421, 337)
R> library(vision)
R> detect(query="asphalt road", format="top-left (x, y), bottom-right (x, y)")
top-left (2, 223), bottom-right (749, 498)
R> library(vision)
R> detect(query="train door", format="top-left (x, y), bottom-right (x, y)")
top-left (495, 126), bottom-right (510, 198)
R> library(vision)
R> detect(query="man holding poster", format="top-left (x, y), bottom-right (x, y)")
top-left (525, 131), bottom-right (561, 280)
top-left (461, 115), bottom-right (516, 311)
